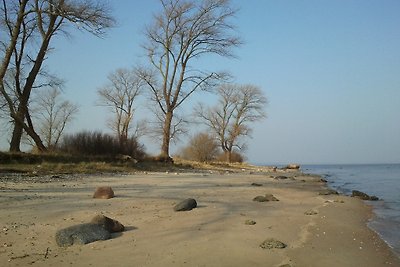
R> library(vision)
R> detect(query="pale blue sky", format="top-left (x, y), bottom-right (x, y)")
top-left (3, 0), bottom-right (400, 164)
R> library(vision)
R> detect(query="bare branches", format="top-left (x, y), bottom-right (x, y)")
top-left (97, 68), bottom-right (144, 142)
top-left (0, 0), bottom-right (114, 152)
top-left (32, 86), bottom-right (79, 149)
top-left (140, 0), bottom-right (241, 157)
top-left (196, 84), bottom-right (267, 162)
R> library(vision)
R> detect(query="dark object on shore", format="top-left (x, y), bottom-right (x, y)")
top-left (318, 189), bottom-right (339, 195)
top-left (260, 238), bottom-right (287, 249)
top-left (285, 164), bottom-right (300, 170)
top-left (253, 194), bottom-right (279, 202)
top-left (93, 186), bottom-right (114, 199)
top-left (274, 176), bottom-right (288, 180)
top-left (251, 182), bottom-right (263, 186)
top-left (55, 215), bottom-right (124, 247)
top-left (174, 198), bottom-right (197, 211)
top-left (320, 178), bottom-right (328, 183)
top-left (91, 215), bottom-right (125, 232)
top-left (352, 190), bottom-right (379, 201)
top-left (304, 210), bottom-right (318, 215)
top-left (245, 219), bottom-right (256, 225)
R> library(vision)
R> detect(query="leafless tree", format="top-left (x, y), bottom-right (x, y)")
top-left (196, 84), bottom-right (267, 162)
top-left (97, 68), bottom-right (145, 143)
top-left (32, 87), bottom-right (78, 150)
top-left (136, 0), bottom-right (241, 160)
top-left (0, 0), bottom-right (114, 152)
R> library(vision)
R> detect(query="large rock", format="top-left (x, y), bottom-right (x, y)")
top-left (56, 215), bottom-right (124, 247)
top-left (56, 223), bottom-right (111, 247)
top-left (93, 186), bottom-right (114, 199)
top-left (253, 194), bottom-right (279, 202)
top-left (285, 164), bottom-right (300, 170)
top-left (174, 198), bottom-right (197, 211)
top-left (90, 215), bottom-right (125, 232)
top-left (352, 190), bottom-right (379, 201)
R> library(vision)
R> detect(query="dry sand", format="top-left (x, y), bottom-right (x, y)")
top-left (0, 169), bottom-right (399, 267)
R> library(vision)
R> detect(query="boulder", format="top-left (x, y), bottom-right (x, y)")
top-left (352, 190), bottom-right (379, 201)
top-left (260, 238), bottom-right (287, 249)
top-left (56, 223), bottom-right (111, 247)
top-left (253, 194), bottom-right (279, 202)
top-left (90, 215), bottom-right (125, 232)
top-left (93, 186), bottom-right (114, 199)
top-left (55, 215), bottom-right (124, 247)
top-left (174, 198), bottom-right (197, 211)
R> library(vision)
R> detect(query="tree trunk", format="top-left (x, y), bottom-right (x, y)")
top-left (160, 110), bottom-right (173, 160)
top-left (225, 150), bottom-right (232, 163)
top-left (9, 119), bottom-right (24, 152)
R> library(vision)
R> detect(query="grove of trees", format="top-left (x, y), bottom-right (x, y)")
top-left (0, 0), bottom-right (267, 163)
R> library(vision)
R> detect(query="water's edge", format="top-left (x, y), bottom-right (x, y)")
top-left (302, 164), bottom-right (400, 258)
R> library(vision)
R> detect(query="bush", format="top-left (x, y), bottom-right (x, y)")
top-left (180, 132), bottom-right (219, 162)
top-left (216, 151), bottom-right (245, 163)
top-left (59, 131), bottom-right (146, 160)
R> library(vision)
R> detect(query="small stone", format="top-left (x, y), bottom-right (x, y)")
top-left (245, 220), bottom-right (256, 225)
top-left (318, 189), bottom-right (338, 195)
top-left (304, 210), bottom-right (318, 215)
top-left (253, 194), bottom-right (279, 202)
top-left (274, 176), bottom-right (288, 180)
top-left (90, 215), bottom-right (124, 232)
top-left (93, 186), bottom-right (114, 199)
top-left (251, 183), bottom-right (262, 187)
top-left (260, 238), bottom-right (287, 249)
top-left (174, 198), bottom-right (197, 211)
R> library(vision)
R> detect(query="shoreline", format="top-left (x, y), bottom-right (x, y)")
top-left (0, 167), bottom-right (399, 266)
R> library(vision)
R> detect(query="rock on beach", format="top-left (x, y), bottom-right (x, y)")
top-left (93, 186), bottom-right (114, 199)
top-left (174, 198), bottom-right (197, 211)
top-left (55, 215), bottom-right (124, 247)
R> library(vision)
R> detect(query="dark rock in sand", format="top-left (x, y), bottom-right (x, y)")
top-left (260, 238), bottom-right (287, 249)
top-left (253, 194), bottom-right (279, 202)
top-left (251, 182), bottom-right (263, 187)
top-left (56, 215), bottom-right (125, 247)
top-left (274, 176), bottom-right (288, 180)
top-left (352, 190), bottom-right (379, 201)
top-left (318, 189), bottom-right (338, 195)
top-left (93, 186), bottom-right (114, 199)
top-left (320, 178), bottom-right (328, 183)
top-left (304, 210), bottom-right (318, 215)
top-left (174, 198), bottom-right (197, 211)
top-left (56, 223), bottom-right (111, 247)
top-left (245, 219), bottom-right (256, 225)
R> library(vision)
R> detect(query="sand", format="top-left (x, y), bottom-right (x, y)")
top-left (0, 169), bottom-right (399, 267)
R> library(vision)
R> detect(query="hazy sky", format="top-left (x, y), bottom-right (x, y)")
top-left (2, 0), bottom-right (400, 164)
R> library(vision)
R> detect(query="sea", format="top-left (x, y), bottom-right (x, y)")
top-left (303, 164), bottom-right (400, 257)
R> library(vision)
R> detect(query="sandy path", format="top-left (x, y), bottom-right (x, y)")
top-left (0, 171), bottom-right (399, 266)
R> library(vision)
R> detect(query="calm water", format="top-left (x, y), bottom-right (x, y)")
top-left (303, 164), bottom-right (400, 257)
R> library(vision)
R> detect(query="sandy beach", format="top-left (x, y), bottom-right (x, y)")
top-left (1, 168), bottom-right (399, 267)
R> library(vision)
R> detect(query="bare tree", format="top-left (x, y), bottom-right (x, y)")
top-left (0, 0), bottom-right (114, 152)
top-left (32, 87), bottom-right (78, 150)
top-left (97, 68), bottom-right (146, 143)
top-left (196, 84), bottom-right (267, 162)
top-left (136, 0), bottom-right (241, 160)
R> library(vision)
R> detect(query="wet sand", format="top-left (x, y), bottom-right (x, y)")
top-left (0, 169), bottom-right (399, 266)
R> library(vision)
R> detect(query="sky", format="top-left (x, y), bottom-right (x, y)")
top-left (2, 0), bottom-right (400, 165)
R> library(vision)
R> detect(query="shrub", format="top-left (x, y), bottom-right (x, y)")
top-left (216, 151), bottom-right (245, 163)
top-left (59, 131), bottom-right (146, 160)
top-left (180, 132), bottom-right (219, 162)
